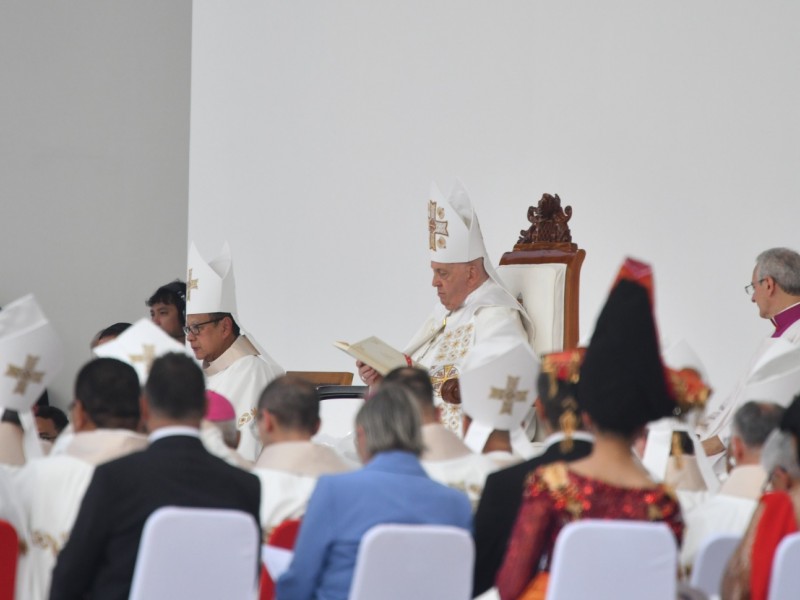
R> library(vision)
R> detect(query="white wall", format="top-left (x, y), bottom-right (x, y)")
top-left (187, 1), bottom-right (797, 402)
top-left (0, 1), bottom-right (192, 407)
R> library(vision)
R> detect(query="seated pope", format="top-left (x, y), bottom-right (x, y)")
top-left (358, 180), bottom-right (531, 435)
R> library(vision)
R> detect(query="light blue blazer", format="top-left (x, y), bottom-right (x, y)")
top-left (276, 450), bottom-right (473, 600)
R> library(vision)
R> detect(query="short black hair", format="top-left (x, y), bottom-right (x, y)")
top-left (145, 353), bottom-right (206, 420)
top-left (95, 322), bottom-right (131, 341)
top-left (35, 405), bottom-right (69, 433)
top-left (75, 358), bottom-right (141, 430)
top-left (258, 376), bottom-right (320, 433)
top-left (384, 367), bottom-right (434, 409)
top-left (146, 280), bottom-right (187, 326)
top-left (536, 372), bottom-right (583, 431)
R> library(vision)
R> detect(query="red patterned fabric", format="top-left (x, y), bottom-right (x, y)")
top-left (496, 463), bottom-right (683, 600)
top-left (750, 492), bottom-right (798, 600)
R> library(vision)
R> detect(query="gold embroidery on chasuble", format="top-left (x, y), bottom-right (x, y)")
top-left (238, 408), bottom-right (257, 428)
top-left (31, 530), bottom-right (66, 558)
top-left (433, 323), bottom-right (474, 364)
top-left (5, 354), bottom-right (45, 395)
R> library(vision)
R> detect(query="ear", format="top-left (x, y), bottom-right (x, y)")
top-left (71, 400), bottom-right (88, 432)
top-left (730, 436), bottom-right (745, 463)
top-left (764, 276), bottom-right (777, 295)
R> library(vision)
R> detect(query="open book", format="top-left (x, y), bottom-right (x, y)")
top-left (334, 336), bottom-right (426, 376)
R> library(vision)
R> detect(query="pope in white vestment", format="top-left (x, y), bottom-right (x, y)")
top-left (360, 181), bottom-right (531, 437)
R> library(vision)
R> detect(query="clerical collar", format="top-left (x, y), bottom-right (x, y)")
top-left (771, 302), bottom-right (800, 338)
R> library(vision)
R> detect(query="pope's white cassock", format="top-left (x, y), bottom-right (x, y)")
top-left (251, 441), bottom-right (353, 534)
top-left (15, 430), bottom-right (147, 600)
top-left (408, 181), bottom-right (530, 435)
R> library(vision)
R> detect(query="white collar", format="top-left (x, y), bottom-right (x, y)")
top-left (149, 426), bottom-right (201, 443)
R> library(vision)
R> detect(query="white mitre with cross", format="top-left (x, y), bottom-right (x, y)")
top-left (186, 242), bottom-right (238, 318)
top-left (460, 339), bottom-right (539, 459)
top-left (0, 294), bottom-right (63, 460)
top-left (428, 179), bottom-right (489, 264)
top-left (93, 318), bottom-right (196, 384)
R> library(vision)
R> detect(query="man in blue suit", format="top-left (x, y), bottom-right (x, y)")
top-left (277, 383), bottom-right (473, 600)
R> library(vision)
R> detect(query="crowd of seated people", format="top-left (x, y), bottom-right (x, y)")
top-left (2, 253), bottom-right (800, 600)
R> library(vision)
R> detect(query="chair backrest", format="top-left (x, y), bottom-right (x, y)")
top-left (547, 520), bottom-right (678, 600)
top-left (0, 520), bottom-right (18, 600)
top-left (313, 392), bottom-right (366, 446)
top-left (348, 524), bottom-right (473, 600)
top-left (286, 371), bottom-right (354, 386)
top-left (129, 506), bottom-right (259, 600)
top-left (689, 533), bottom-right (741, 597)
top-left (497, 193), bottom-right (585, 355)
top-left (767, 531), bottom-right (800, 600)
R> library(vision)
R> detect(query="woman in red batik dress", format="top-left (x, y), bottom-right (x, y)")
top-left (497, 261), bottom-right (697, 600)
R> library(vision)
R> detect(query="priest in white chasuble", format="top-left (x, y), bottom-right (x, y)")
top-left (186, 242), bottom-right (284, 462)
top-left (251, 376), bottom-right (352, 533)
top-left (699, 247), bottom-right (800, 469)
top-left (16, 358), bottom-right (146, 600)
top-left (359, 180), bottom-right (531, 436)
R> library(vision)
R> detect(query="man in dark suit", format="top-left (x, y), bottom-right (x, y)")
top-left (472, 349), bottom-right (593, 596)
top-left (49, 353), bottom-right (261, 600)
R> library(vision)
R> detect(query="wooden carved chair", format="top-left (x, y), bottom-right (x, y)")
top-left (497, 193), bottom-right (586, 355)
top-left (441, 194), bottom-right (585, 439)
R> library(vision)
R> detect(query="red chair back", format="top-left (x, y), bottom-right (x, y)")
top-left (0, 520), bottom-right (19, 600)
top-left (259, 518), bottom-right (302, 600)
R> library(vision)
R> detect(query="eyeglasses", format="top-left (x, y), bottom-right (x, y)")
top-left (744, 278), bottom-right (766, 295)
top-left (183, 317), bottom-right (223, 336)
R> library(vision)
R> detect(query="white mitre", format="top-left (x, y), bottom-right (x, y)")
top-left (93, 318), bottom-right (196, 384)
top-left (0, 294), bottom-right (63, 459)
top-left (186, 242), bottom-right (238, 318)
top-left (460, 339), bottom-right (539, 459)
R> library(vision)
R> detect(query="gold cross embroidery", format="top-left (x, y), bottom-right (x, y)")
top-left (430, 364), bottom-right (458, 397)
top-left (129, 344), bottom-right (157, 373)
top-left (428, 201), bottom-right (449, 251)
top-left (186, 268), bottom-right (199, 301)
top-left (490, 376), bottom-right (528, 415)
top-left (5, 354), bottom-right (45, 395)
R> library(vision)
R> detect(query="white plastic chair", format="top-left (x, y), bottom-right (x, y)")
top-left (129, 506), bottom-right (260, 600)
top-left (689, 533), bottom-right (740, 598)
top-left (348, 524), bottom-right (473, 600)
top-left (767, 531), bottom-right (800, 600)
top-left (547, 520), bottom-right (678, 600)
